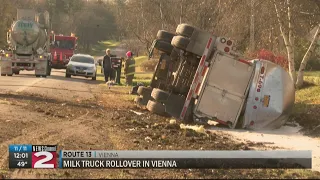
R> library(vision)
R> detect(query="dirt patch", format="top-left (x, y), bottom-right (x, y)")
top-left (110, 110), bottom-right (266, 151)
top-left (0, 86), bottom-right (319, 179)
top-left (95, 86), bottom-right (320, 179)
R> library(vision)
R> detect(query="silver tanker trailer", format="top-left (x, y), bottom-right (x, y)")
top-left (0, 9), bottom-right (52, 77)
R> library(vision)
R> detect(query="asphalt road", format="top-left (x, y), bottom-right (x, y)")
top-left (0, 69), bottom-right (99, 101)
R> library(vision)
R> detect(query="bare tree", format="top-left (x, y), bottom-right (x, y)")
top-left (296, 0), bottom-right (320, 87)
top-left (273, 0), bottom-right (296, 82)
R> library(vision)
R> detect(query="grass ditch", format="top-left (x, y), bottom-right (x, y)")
top-left (290, 71), bottom-right (320, 136)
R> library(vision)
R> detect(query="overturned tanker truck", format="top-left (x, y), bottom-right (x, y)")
top-left (134, 24), bottom-right (295, 131)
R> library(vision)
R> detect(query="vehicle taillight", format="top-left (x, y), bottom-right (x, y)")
top-left (226, 40), bottom-right (232, 46)
top-left (224, 47), bottom-right (230, 52)
top-left (4, 53), bottom-right (13, 57)
top-left (260, 66), bottom-right (265, 74)
top-left (232, 46), bottom-right (237, 51)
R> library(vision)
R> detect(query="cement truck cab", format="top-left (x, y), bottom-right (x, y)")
top-left (0, 9), bottom-right (52, 77)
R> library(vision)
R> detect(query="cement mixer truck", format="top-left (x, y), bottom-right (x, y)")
top-left (0, 9), bottom-right (52, 77)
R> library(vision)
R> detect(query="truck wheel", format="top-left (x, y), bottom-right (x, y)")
top-left (134, 96), bottom-right (143, 105)
top-left (42, 75), bottom-right (47, 78)
top-left (134, 96), bottom-right (149, 106)
top-left (156, 30), bottom-right (175, 43)
top-left (137, 86), bottom-right (153, 96)
top-left (47, 68), bottom-right (51, 76)
top-left (36, 75), bottom-right (41, 77)
top-left (171, 36), bottom-right (190, 51)
top-left (155, 40), bottom-right (174, 55)
top-left (176, 24), bottom-right (196, 38)
top-left (146, 100), bottom-right (166, 116)
top-left (13, 70), bottom-right (20, 75)
top-left (65, 73), bottom-right (71, 78)
top-left (151, 88), bottom-right (170, 103)
top-left (1, 74), bottom-right (6, 76)
top-left (7, 74), bottom-right (13, 76)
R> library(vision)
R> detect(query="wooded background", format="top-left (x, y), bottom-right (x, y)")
top-left (1, 0), bottom-right (320, 86)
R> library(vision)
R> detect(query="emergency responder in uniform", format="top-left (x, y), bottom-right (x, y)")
top-left (103, 49), bottom-right (114, 83)
top-left (124, 51), bottom-right (135, 86)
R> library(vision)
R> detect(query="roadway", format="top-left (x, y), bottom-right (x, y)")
top-left (0, 69), bottom-right (98, 101)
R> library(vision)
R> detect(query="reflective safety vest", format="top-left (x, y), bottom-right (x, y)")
top-left (124, 58), bottom-right (136, 76)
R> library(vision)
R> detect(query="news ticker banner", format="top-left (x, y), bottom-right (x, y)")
top-left (9, 144), bottom-right (312, 169)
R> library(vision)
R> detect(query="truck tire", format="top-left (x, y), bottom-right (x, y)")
top-left (7, 74), bottom-right (13, 76)
top-left (171, 36), bottom-right (190, 51)
top-left (134, 96), bottom-right (149, 106)
top-left (13, 69), bottom-right (20, 75)
top-left (47, 67), bottom-right (51, 76)
top-left (42, 75), bottom-right (47, 78)
top-left (137, 86), bottom-right (153, 96)
top-left (151, 88), bottom-right (170, 103)
top-left (134, 96), bottom-right (143, 105)
top-left (176, 24), bottom-right (196, 38)
top-left (1, 74), bottom-right (6, 76)
top-left (155, 40), bottom-right (174, 55)
top-left (156, 30), bottom-right (175, 43)
top-left (146, 100), bottom-right (166, 116)
top-left (36, 75), bottom-right (41, 77)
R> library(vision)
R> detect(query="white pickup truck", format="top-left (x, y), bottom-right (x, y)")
top-left (135, 24), bottom-right (295, 130)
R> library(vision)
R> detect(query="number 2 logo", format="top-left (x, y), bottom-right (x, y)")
top-left (33, 152), bottom-right (54, 168)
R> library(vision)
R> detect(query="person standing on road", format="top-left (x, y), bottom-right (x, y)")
top-left (103, 49), bottom-right (114, 83)
top-left (123, 51), bottom-right (135, 86)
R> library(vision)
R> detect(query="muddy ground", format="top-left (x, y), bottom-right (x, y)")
top-left (0, 83), bottom-right (319, 179)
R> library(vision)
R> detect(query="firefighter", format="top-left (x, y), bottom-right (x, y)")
top-left (103, 49), bottom-right (114, 83)
top-left (124, 51), bottom-right (136, 86)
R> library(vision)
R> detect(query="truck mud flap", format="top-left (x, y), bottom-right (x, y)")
top-left (162, 94), bottom-right (187, 120)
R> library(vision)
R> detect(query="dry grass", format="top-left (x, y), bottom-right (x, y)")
top-left (290, 71), bottom-right (320, 136)
top-left (96, 66), bottom-right (153, 86)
